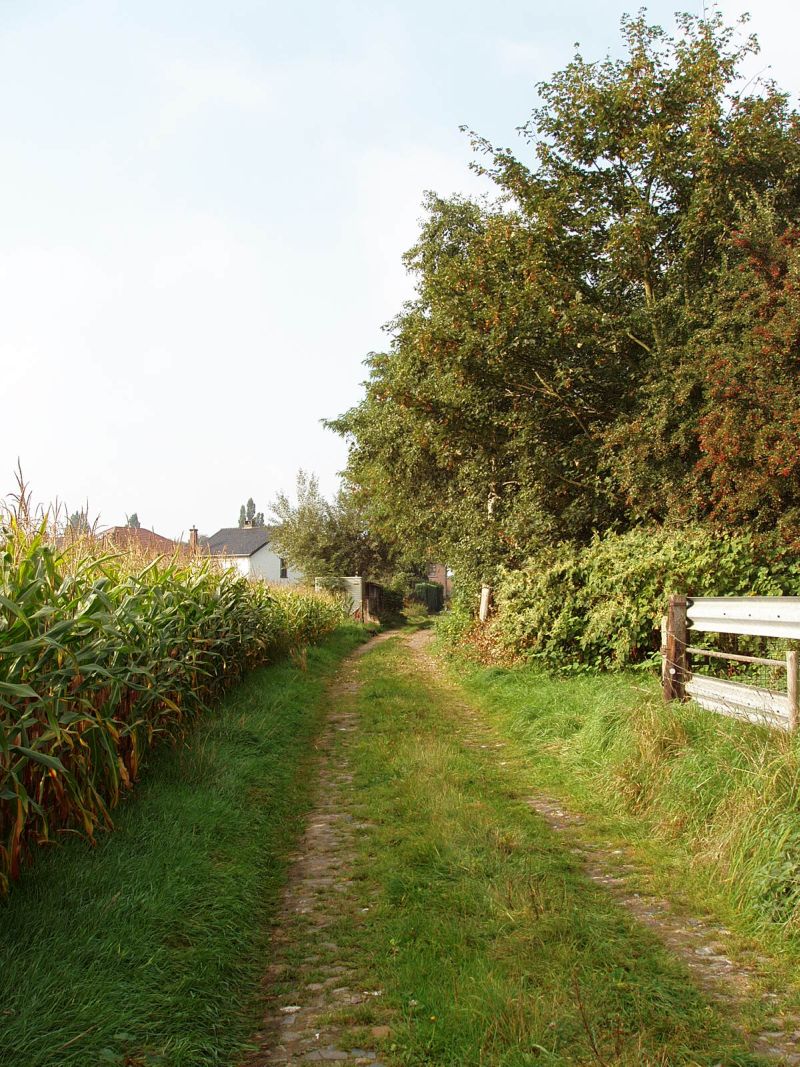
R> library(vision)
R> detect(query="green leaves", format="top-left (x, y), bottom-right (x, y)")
top-left (270, 470), bottom-right (405, 583)
top-left (332, 11), bottom-right (800, 588)
top-left (0, 525), bottom-right (346, 891)
top-left (492, 526), bottom-right (800, 669)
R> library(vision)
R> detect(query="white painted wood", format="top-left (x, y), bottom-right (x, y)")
top-left (315, 576), bottom-right (363, 616)
top-left (686, 673), bottom-right (791, 731)
top-left (479, 584), bottom-right (491, 623)
top-left (687, 597), bottom-right (800, 639)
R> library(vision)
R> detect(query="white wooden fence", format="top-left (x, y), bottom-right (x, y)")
top-left (662, 596), bottom-right (800, 732)
top-left (314, 576), bottom-right (364, 617)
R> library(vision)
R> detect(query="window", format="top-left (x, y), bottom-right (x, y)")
top-left (279, 558), bottom-right (288, 580)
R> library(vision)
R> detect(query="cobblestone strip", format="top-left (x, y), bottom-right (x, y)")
top-left (241, 634), bottom-right (394, 1067)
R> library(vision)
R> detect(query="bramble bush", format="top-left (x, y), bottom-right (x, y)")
top-left (490, 527), bottom-right (800, 669)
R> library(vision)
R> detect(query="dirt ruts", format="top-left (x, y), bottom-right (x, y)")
top-left (245, 627), bottom-right (800, 1066)
top-left (404, 627), bottom-right (800, 1066)
top-left (241, 632), bottom-right (394, 1067)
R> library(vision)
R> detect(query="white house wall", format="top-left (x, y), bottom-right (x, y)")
top-left (247, 545), bottom-right (303, 583)
top-left (211, 545), bottom-right (302, 583)
top-left (214, 556), bottom-right (251, 578)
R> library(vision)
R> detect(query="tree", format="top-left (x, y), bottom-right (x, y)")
top-left (67, 510), bottom-right (90, 535)
top-left (330, 11), bottom-right (800, 593)
top-left (238, 499), bottom-right (265, 527)
top-left (270, 471), bottom-right (409, 581)
top-left (126, 513), bottom-right (141, 529)
top-left (694, 199), bottom-right (800, 546)
top-left (329, 195), bottom-right (626, 593)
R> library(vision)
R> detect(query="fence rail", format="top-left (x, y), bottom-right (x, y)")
top-left (686, 596), bottom-right (800, 640)
top-left (684, 674), bottom-right (793, 730)
top-left (662, 596), bottom-right (800, 733)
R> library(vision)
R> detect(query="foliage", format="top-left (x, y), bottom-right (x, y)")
top-left (270, 470), bottom-right (412, 582)
top-left (0, 625), bottom-right (366, 1067)
top-left (412, 581), bottom-right (444, 613)
top-left (490, 526), bottom-right (800, 668)
top-left (0, 521), bottom-right (345, 892)
top-left (695, 201), bottom-right (800, 543)
top-left (238, 498), bottom-right (265, 527)
top-left (331, 12), bottom-right (800, 586)
top-left (125, 512), bottom-right (140, 529)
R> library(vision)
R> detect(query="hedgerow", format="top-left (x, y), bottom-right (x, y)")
top-left (490, 527), bottom-right (800, 669)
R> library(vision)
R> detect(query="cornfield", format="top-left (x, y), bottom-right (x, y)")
top-left (0, 519), bottom-right (345, 892)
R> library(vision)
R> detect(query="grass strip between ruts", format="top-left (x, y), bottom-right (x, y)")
top-left (0, 623), bottom-right (369, 1067)
top-left (453, 654), bottom-right (800, 972)
top-left (331, 634), bottom-right (766, 1066)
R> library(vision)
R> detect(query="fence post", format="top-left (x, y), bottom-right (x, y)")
top-left (663, 595), bottom-right (688, 702)
top-left (787, 651), bottom-right (799, 732)
top-left (479, 584), bottom-right (492, 623)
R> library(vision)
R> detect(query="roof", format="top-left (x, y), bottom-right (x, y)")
top-left (103, 526), bottom-right (179, 554)
top-left (205, 526), bottom-right (276, 557)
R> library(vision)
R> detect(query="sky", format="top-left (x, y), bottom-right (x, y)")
top-left (1, 0), bottom-right (799, 538)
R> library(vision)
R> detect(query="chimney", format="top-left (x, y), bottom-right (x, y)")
top-left (189, 526), bottom-right (198, 553)
top-left (244, 521), bottom-right (253, 529)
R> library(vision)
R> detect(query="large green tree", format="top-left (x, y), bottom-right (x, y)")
top-left (331, 12), bottom-right (800, 591)
top-left (328, 196), bottom-right (626, 589)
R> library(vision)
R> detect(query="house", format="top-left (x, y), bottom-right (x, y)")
top-left (204, 526), bottom-right (301, 583)
top-left (426, 562), bottom-right (452, 601)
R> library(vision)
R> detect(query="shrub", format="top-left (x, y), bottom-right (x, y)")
top-left (492, 526), bottom-right (800, 669)
top-left (412, 581), bottom-right (444, 613)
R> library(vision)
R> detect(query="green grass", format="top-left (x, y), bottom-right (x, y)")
top-left (454, 657), bottom-right (800, 959)
top-left (331, 637), bottom-right (765, 1066)
top-left (0, 623), bottom-right (368, 1067)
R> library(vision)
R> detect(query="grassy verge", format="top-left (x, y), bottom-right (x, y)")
top-left (0, 623), bottom-right (368, 1067)
top-left (332, 636), bottom-right (763, 1065)
top-left (453, 655), bottom-right (800, 965)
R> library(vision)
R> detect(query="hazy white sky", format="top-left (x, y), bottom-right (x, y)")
top-left (1, 0), bottom-right (798, 537)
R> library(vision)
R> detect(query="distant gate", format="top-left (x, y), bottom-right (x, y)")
top-left (662, 596), bottom-right (800, 732)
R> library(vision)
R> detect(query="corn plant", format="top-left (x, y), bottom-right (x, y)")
top-left (0, 521), bottom-right (344, 891)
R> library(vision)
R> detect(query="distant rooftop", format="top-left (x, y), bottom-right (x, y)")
top-left (103, 526), bottom-right (178, 553)
top-left (205, 526), bottom-right (277, 557)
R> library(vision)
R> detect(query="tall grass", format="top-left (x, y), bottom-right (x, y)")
top-left (335, 638), bottom-right (756, 1065)
top-left (458, 660), bottom-right (800, 942)
top-left (0, 519), bottom-right (344, 892)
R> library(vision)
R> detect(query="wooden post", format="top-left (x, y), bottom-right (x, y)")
top-left (786, 650), bottom-right (799, 732)
top-left (663, 595), bottom-right (688, 702)
top-left (479, 584), bottom-right (491, 623)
